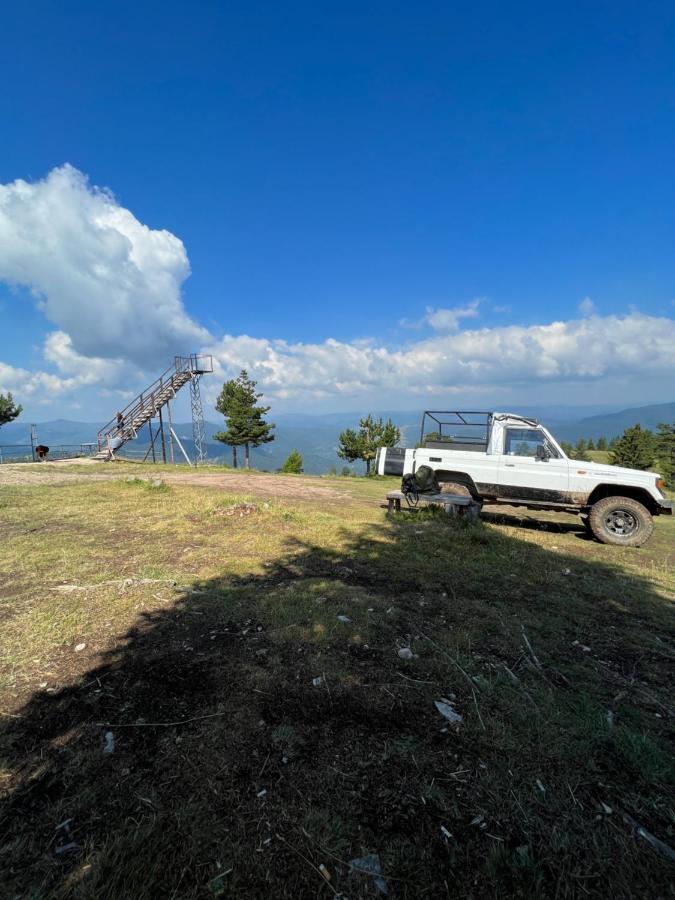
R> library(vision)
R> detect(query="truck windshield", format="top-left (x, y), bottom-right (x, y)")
top-left (504, 428), bottom-right (560, 458)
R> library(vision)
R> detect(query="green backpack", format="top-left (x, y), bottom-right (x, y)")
top-left (402, 464), bottom-right (441, 496)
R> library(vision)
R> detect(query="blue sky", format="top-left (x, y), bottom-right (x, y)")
top-left (1, 1), bottom-right (674, 420)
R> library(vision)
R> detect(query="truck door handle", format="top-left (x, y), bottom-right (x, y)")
top-left (504, 463), bottom-right (515, 467)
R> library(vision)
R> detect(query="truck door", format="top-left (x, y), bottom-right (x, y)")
top-left (497, 427), bottom-right (570, 503)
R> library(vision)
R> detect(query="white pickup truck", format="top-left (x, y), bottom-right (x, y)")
top-left (375, 411), bottom-right (672, 546)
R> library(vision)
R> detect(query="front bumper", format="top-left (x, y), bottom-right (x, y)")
top-left (658, 500), bottom-right (673, 515)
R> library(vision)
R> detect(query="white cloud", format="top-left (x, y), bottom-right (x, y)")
top-left (425, 298), bottom-right (482, 331)
top-left (43, 330), bottom-right (127, 384)
top-left (1, 165), bottom-right (673, 416)
top-left (204, 312), bottom-right (675, 404)
top-left (0, 165), bottom-right (210, 369)
top-left (0, 360), bottom-right (88, 400)
top-left (578, 296), bottom-right (596, 316)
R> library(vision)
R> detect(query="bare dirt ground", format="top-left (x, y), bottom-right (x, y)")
top-left (0, 459), bottom-right (352, 502)
top-left (163, 470), bottom-right (350, 501)
top-left (0, 459), bottom-right (116, 486)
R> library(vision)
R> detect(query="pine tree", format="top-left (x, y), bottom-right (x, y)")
top-left (574, 437), bottom-right (591, 462)
top-left (587, 438), bottom-right (595, 450)
top-left (596, 436), bottom-right (608, 451)
top-left (655, 422), bottom-right (675, 487)
top-left (560, 441), bottom-right (575, 458)
top-left (337, 415), bottom-right (401, 475)
top-left (214, 370), bottom-right (275, 468)
top-left (609, 424), bottom-right (657, 470)
top-left (281, 449), bottom-right (303, 474)
top-left (0, 392), bottom-right (22, 428)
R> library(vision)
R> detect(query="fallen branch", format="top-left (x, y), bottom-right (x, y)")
top-left (396, 671), bottom-right (437, 684)
top-left (274, 833), bottom-right (339, 896)
top-left (418, 631), bottom-right (479, 691)
top-left (96, 711), bottom-right (228, 728)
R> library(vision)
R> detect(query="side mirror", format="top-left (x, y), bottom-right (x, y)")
top-left (535, 444), bottom-right (549, 461)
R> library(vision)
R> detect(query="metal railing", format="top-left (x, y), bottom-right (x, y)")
top-left (0, 443), bottom-right (97, 464)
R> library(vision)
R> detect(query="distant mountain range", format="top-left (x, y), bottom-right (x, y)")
top-left (1, 401), bottom-right (673, 474)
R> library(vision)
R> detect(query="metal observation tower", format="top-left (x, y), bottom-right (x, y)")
top-left (96, 354), bottom-right (213, 466)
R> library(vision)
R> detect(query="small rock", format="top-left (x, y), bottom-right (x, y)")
top-left (257, 788), bottom-right (267, 798)
top-left (397, 647), bottom-right (414, 660)
top-left (337, 615), bottom-right (351, 623)
top-left (600, 802), bottom-right (613, 815)
top-left (434, 699), bottom-right (463, 725)
top-left (103, 731), bottom-right (115, 755)
top-left (312, 676), bottom-right (324, 687)
top-left (536, 779), bottom-right (546, 793)
top-left (74, 643), bottom-right (86, 653)
top-left (562, 568), bottom-right (571, 576)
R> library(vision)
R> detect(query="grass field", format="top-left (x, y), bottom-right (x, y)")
top-left (1, 462), bottom-right (673, 898)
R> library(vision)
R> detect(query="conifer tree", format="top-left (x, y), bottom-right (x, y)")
top-left (574, 437), bottom-right (591, 462)
top-left (609, 424), bottom-right (657, 471)
top-left (596, 436), bottom-right (608, 451)
top-left (0, 392), bottom-right (22, 429)
top-left (214, 370), bottom-right (275, 468)
top-left (281, 449), bottom-right (303, 474)
top-left (655, 422), bottom-right (675, 487)
top-left (337, 414), bottom-right (401, 475)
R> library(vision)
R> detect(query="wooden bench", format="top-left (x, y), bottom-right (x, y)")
top-left (386, 490), bottom-right (481, 522)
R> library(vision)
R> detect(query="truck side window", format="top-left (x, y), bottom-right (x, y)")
top-left (504, 428), bottom-right (558, 458)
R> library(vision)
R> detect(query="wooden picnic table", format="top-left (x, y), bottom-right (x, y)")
top-left (386, 490), bottom-right (481, 522)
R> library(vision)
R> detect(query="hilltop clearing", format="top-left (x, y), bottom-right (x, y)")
top-left (1, 464), bottom-right (673, 898)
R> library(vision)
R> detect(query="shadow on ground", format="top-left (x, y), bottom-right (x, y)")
top-left (1, 513), bottom-right (673, 899)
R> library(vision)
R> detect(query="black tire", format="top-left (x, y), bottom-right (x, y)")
top-left (588, 496), bottom-right (654, 547)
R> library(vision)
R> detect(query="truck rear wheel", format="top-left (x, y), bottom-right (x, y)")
top-left (588, 496), bottom-right (654, 547)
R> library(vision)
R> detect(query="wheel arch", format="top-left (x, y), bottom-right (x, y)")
top-left (587, 484), bottom-right (658, 514)
top-left (432, 469), bottom-right (481, 500)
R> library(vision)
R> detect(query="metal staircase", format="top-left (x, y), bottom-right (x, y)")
top-left (95, 354), bottom-right (213, 461)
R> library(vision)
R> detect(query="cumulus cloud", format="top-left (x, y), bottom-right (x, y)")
top-left (424, 299), bottom-right (481, 331)
top-left (1, 165), bottom-right (673, 415)
top-left (204, 312), bottom-right (675, 403)
top-left (0, 165), bottom-right (209, 369)
top-left (0, 360), bottom-right (89, 401)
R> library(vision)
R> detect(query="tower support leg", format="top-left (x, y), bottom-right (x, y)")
top-left (158, 408), bottom-right (167, 464)
top-left (190, 375), bottom-right (207, 466)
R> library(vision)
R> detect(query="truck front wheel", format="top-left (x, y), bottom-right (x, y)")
top-left (588, 496), bottom-right (654, 547)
